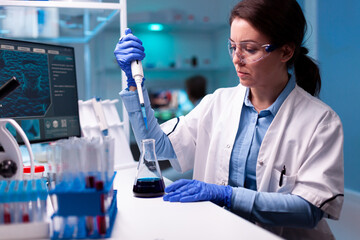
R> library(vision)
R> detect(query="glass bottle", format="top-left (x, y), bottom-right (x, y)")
top-left (133, 139), bottom-right (165, 197)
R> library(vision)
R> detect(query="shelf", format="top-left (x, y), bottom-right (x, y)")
top-left (130, 22), bottom-right (228, 33)
top-left (127, 7), bottom-right (228, 33)
top-left (0, 1), bottom-right (121, 10)
top-left (0, 1), bottom-right (121, 43)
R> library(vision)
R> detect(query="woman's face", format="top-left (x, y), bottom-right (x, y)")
top-left (230, 18), bottom-right (289, 90)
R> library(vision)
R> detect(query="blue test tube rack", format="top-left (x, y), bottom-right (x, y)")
top-left (0, 179), bottom-right (49, 240)
top-left (49, 172), bottom-right (117, 239)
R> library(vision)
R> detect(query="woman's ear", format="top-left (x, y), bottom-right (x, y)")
top-left (280, 43), bottom-right (295, 63)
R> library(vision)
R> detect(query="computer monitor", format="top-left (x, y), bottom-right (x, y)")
top-left (0, 38), bottom-right (81, 144)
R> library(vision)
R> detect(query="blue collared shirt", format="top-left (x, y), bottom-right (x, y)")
top-left (227, 76), bottom-right (322, 225)
top-left (229, 76), bottom-right (296, 190)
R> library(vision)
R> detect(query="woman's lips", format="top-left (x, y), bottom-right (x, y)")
top-left (237, 71), bottom-right (249, 78)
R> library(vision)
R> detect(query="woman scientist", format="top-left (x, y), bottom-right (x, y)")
top-left (114, 0), bottom-right (344, 239)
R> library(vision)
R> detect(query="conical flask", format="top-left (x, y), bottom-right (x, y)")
top-left (133, 139), bottom-right (165, 197)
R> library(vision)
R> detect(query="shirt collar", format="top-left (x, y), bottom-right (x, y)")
top-left (244, 74), bottom-right (296, 116)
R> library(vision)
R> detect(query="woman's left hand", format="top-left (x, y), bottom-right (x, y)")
top-left (163, 179), bottom-right (232, 208)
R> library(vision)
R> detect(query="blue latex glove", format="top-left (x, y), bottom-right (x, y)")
top-left (163, 179), bottom-right (233, 208)
top-left (114, 28), bottom-right (145, 88)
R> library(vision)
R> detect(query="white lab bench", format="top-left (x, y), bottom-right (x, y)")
top-left (109, 165), bottom-right (281, 240)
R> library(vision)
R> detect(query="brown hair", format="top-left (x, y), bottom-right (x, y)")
top-left (229, 0), bottom-right (321, 96)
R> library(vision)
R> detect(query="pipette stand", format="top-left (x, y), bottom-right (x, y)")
top-left (78, 98), bottom-right (136, 169)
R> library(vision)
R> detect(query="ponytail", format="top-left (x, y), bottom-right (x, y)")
top-left (294, 47), bottom-right (321, 97)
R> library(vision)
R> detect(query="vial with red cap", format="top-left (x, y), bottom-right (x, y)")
top-left (23, 165), bottom-right (45, 180)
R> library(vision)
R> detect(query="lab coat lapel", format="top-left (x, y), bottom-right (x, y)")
top-left (212, 84), bottom-right (246, 185)
top-left (256, 87), bottom-right (297, 191)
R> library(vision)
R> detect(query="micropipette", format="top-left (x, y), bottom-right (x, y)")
top-left (131, 60), bottom-right (148, 129)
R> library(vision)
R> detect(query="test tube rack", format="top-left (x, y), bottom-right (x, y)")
top-left (49, 172), bottom-right (117, 239)
top-left (0, 179), bottom-right (49, 240)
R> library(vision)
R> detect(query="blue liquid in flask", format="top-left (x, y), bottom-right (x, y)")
top-left (133, 177), bottom-right (165, 198)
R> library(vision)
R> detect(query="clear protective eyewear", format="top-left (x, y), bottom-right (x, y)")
top-left (228, 39), bottom-right (277, 64)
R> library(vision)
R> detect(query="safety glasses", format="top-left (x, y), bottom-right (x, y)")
top-left (228, 39), bottom-right (277, 64)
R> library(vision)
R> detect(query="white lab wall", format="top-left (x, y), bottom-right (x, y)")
top-left (316, 0), bottom-right (360, 194)
top-left (299, 0), bottom-right (360, 193)
top-left (301, 0), bottom-right (360, 238)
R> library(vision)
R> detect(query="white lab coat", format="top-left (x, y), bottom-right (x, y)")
top-left (161, 84), bottom-right (344, 240)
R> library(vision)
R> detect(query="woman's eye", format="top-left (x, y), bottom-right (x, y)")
top-left (245, 47), bottom-right (258, 54)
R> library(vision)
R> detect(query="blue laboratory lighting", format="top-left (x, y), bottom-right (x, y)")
top-left (148, 23), bottom-right (164, 31)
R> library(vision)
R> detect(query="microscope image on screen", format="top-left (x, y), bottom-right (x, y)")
top-left (0, 49), bottom-right (51, 118)
top-left (0, 38), bottom-right (81, 144)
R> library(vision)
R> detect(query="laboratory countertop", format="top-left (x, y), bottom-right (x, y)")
top-left (109, 165), bottom-right (281, 240)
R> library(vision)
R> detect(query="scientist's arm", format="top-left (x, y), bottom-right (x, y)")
top-left (231, 188), bottom-right (323, 228)
top-left (119, 88), bottom-right (177, 162)
top-left (164, 180), bottom-right (323, 228)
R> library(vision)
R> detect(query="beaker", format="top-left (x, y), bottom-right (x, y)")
top-left (133, 139), bottom-right (165, 197)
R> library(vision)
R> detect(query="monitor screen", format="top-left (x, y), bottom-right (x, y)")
top-left (0, 38), bottom-right (81, 144)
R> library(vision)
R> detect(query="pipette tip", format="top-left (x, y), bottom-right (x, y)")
top-left (140, 105), bottom-right (148, 129)
top-left (144, 117), bottom-right (148, 129)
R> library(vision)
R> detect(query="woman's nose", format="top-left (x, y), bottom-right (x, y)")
top-left (232, 53), bottom-right (246, 66)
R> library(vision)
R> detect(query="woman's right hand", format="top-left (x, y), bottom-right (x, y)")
top-left (114, 28), bottom-right (145, 88)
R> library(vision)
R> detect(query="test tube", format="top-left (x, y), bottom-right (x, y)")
top-left (26, 180), bottom-right (38, 222)
top-left (84, 138), bottom-right (100, 236)
top-left (103, 136), bottom-right (115, 185)
top-left (85, 138), bottom-right (100, 188)
top-left (46, 142), bottom-right (59, 213)
top-left (0, 181), bottom-right (8, 224)
top-left (3, 201), bottom-right (11, 224)
top-left (76, 216), bottom-right (87, 238)
top-left (96, 138), bottom-right (110, 236)
top-left (16, 181), bottom-right (30, 223)
top-left (46, 142), bottom-right (57, 190)
top-left (3, 181), bottom-right (14, 224)
top-left (69, 137), bottom-right (86, 189)
top-left (96, 180), bottom-right (107, 236)
top-left (11, 181), bottom-right (21, 223)
top-left (63, 216), bottom-right (78, 239)
top-left (36, 179), bottom-right (48, 222)
top-left (53, 140), bottom-right (65, 189)
top-left (103, 136), bottom-right (115, 210)
top-left (21, 201), bottom-right (30, 223)
top-left (60, 142), bottom-right (73, 188)
top-left (52, 215), bottom-right (64, 239)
